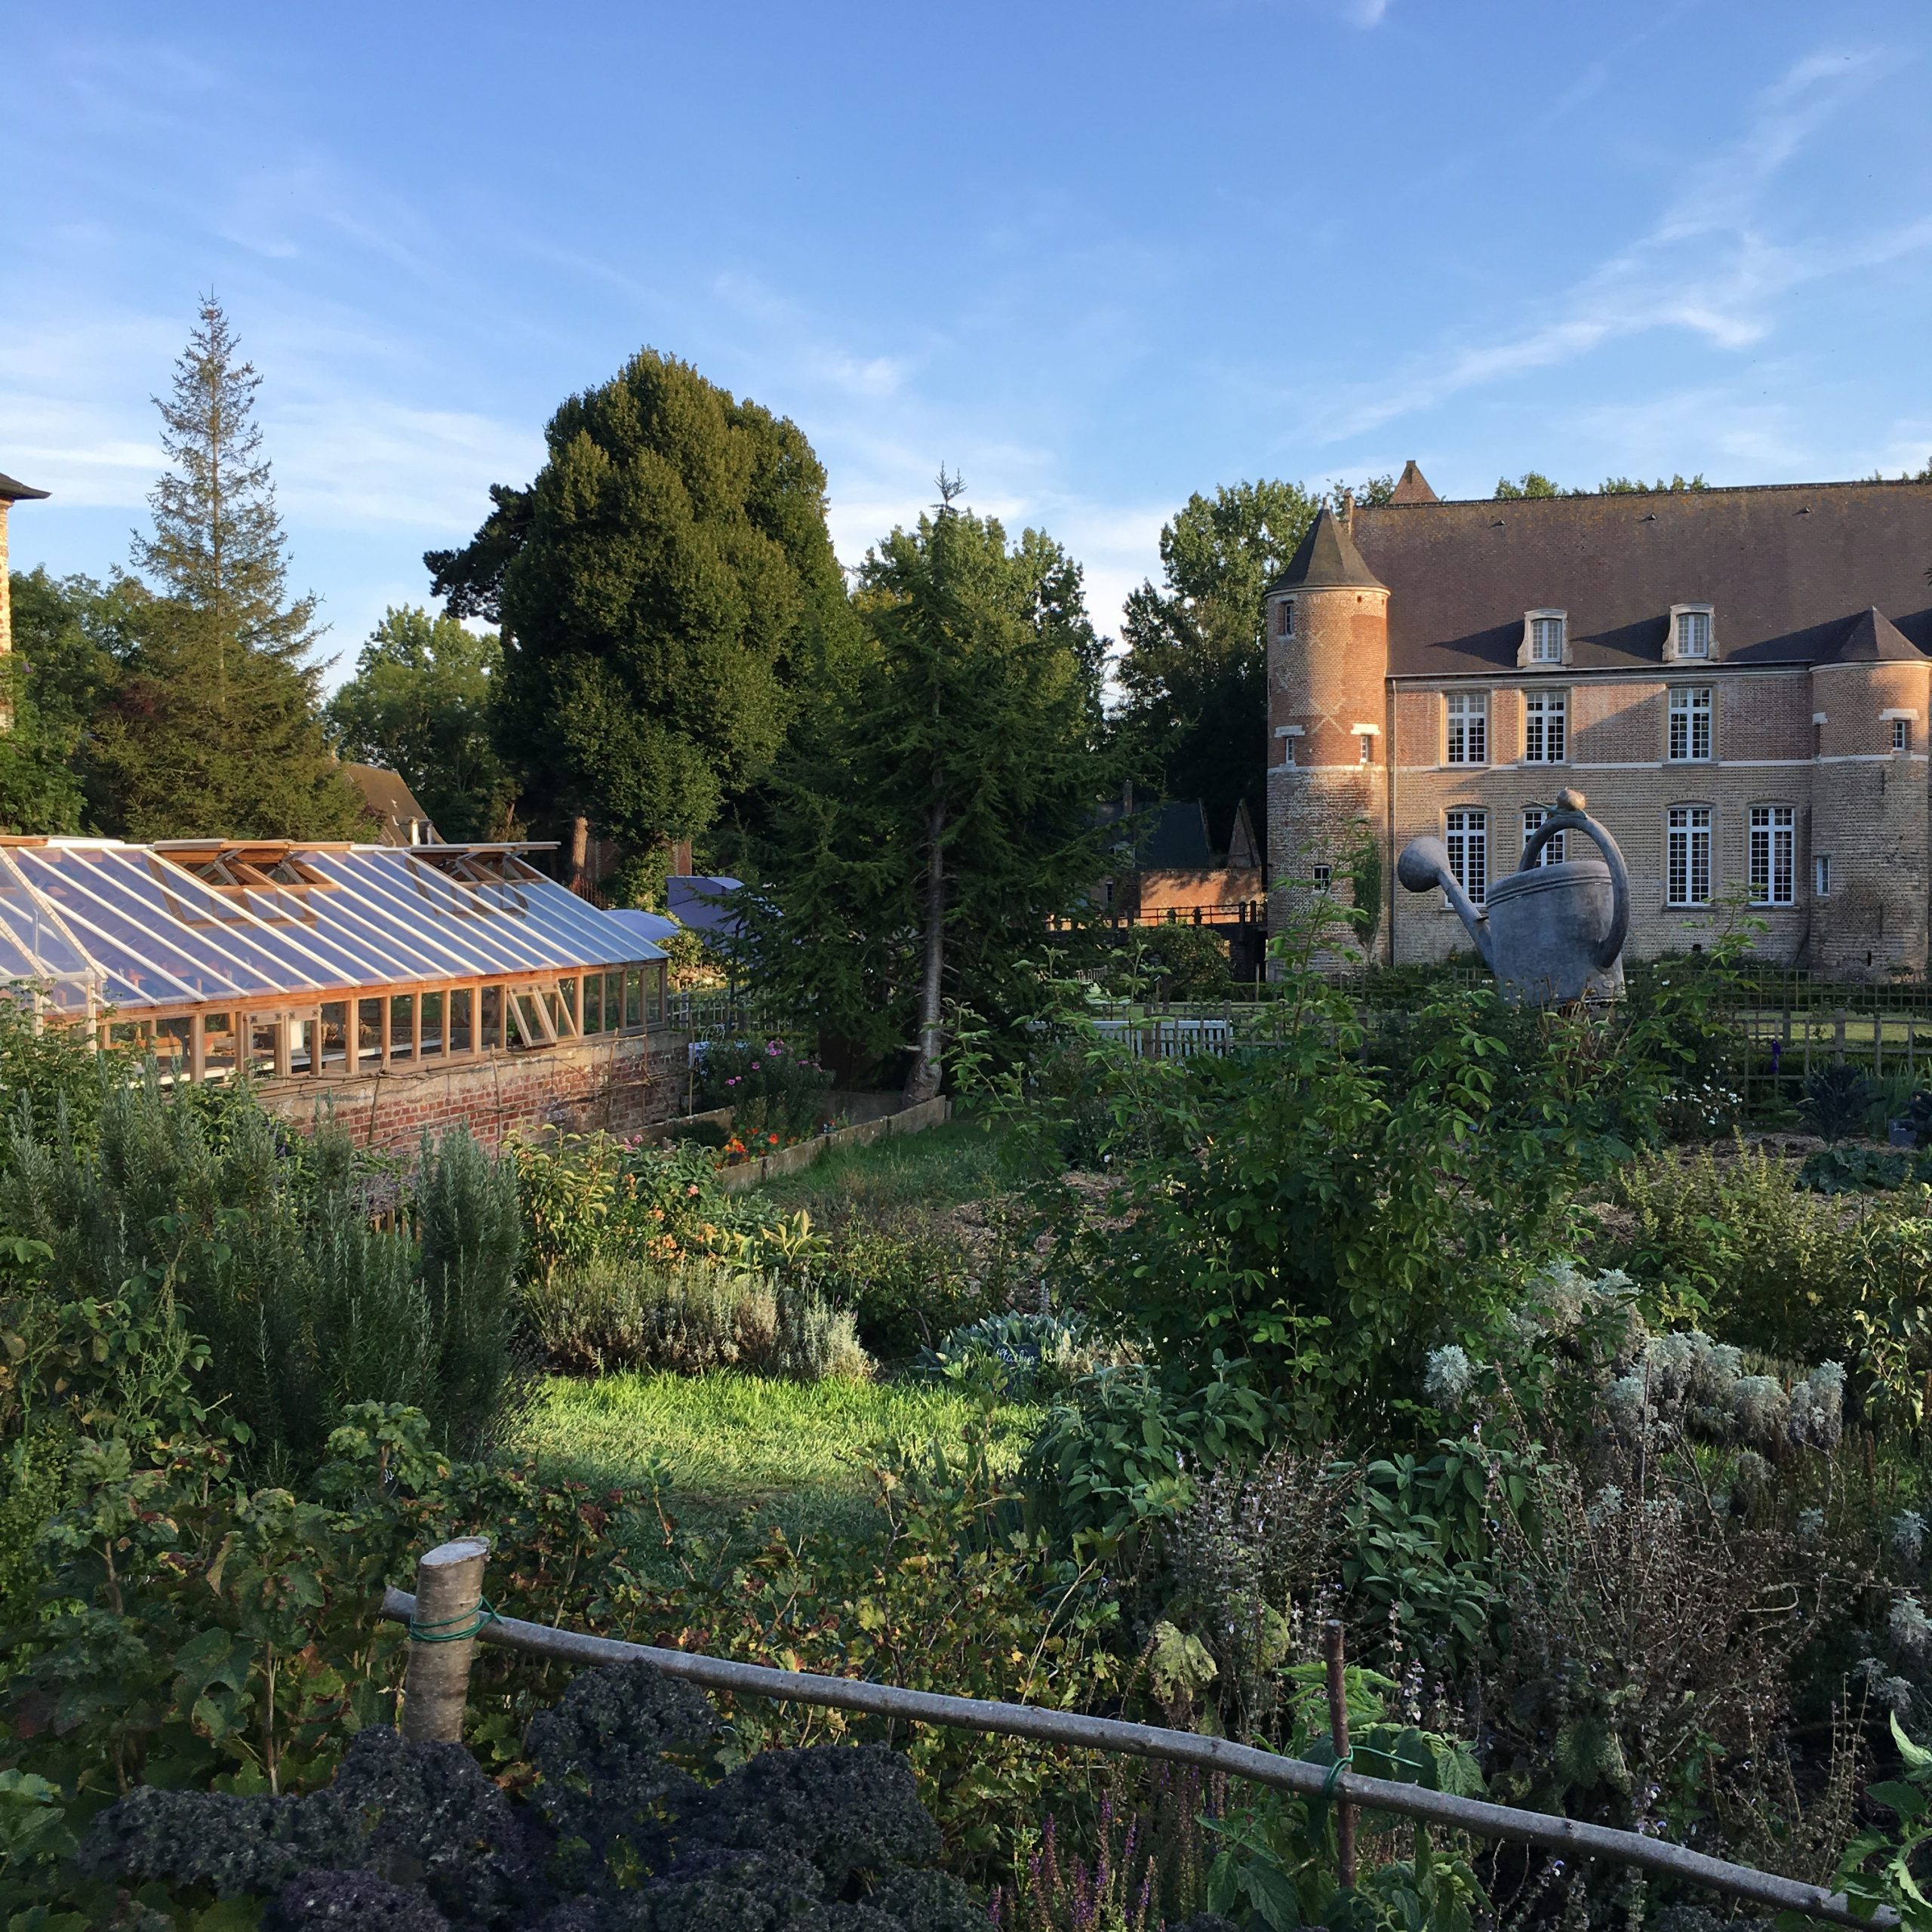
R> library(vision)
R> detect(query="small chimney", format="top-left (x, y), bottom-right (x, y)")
top-left (1340, 488), bottom-right (1356, 533)
top-left (668, 838), bottom-right (694, 878)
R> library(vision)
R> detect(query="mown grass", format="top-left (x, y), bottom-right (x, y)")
top-left (754, 1115), bottom-right (1014, 1217)
top-left (517, 1367), bottom-right (1042, 1549)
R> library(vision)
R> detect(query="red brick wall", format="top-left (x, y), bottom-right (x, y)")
top-left (257, 1032), bottom-right (693, 1155)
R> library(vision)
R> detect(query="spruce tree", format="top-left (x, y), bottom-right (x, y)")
top-left (97, 297), bottom-right (366, 840)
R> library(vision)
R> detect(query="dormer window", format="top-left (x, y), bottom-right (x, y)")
top-left (1669, 604), bottom-right (1715, 661)
top-left (1520, 608), bottom-right (1566, 668)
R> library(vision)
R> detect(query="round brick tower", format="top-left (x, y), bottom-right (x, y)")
top-left (1264, 504), bottom-right (1391, 967)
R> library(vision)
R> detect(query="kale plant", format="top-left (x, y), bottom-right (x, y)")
top-left (81, 1659), bottom-right (984, 1932)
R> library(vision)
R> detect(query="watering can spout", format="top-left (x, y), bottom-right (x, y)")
top-left (1394, 835), bottom-right (1494, 968)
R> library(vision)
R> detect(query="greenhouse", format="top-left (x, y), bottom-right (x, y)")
top-left (0, 837), bottom-right (668, 1084)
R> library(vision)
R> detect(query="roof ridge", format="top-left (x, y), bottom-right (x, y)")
top-left (1361, 477), bottom-right (1932, 510)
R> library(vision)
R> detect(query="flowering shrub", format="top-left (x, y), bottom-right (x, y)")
top-left (691, 1034), bottom-right (833, 1145)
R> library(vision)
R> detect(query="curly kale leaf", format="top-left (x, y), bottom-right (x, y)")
top-left (263, 1866), bottom-right (452, 1930)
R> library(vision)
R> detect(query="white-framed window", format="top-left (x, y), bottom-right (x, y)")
top-left (1894, 718), bottom-right (1910, 752)
top-left (1668, 686), bottom-right (1712, 761)
top-left (1530, 613), bottom-right (1565, 663)
top-left (1814, 854), bottom-right (1833, 898)
top-left (1445, 692), bottom-right (1488, 765)
top-left (1523, 690), bottom-right (1567, 763)
top-left (1358, 733), bottom-right (1374, 764)
top-left (1445, 809), bottom-right (1487, 906)
top-left (1667, 806), bottom-right (1712, 907)
top-left (1749, 804), bottom-right (1795, 906)
top-left (1276, 600), bottom-right (1294, 638)
top-left (1675, 608), bottom-right (1712, 658)
top-left (1312, 863), bottom-right (1332, 894)
top-left (1523, 807), bottom-right (1565, 867)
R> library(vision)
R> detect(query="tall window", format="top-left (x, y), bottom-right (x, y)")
top-left (1749, 804), bottom-right (1795, 906)
top-left (1814, 854), bottom-right (1833, 898)
top-left (1523, 806), bottom-right (1565, 866)
top-left (1667, 807), bottom-right (1712, 906)
top-left (1894, 718), bottom-right (1910, 752)
top-left (1358, 734), bottom-right (1374, 764)
top-left (1276, 600), bottom-right (1294, 638)
top-left (1524, 690), bottom-right (1567, 763)
top-left (1668, 686), bottom-right (1713, 761)
top-left (1675, 609), bottom-right (1712, 657)
top-left (1530, 614), bottom-right (1565, 662)
top-left (1445, 809), bottom-right (1487, 906)
top-left (1446, 693), bottom-right (1487, 764)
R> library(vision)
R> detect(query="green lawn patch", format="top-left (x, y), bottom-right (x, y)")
top-left (517, 1367), bottom-right (1042, 1548)
top-left (753, 1115), bottom-right (1012, 1217)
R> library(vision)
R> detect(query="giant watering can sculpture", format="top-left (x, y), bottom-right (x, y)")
top-left (1396, 788), bottom-right (1630, 1005)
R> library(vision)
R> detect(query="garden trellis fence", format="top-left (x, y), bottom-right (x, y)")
top-left (382, 1540), bottom-right (1897, 1930)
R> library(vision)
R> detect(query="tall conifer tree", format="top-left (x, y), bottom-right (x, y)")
top-left (93, 297), bottom-right (366, 839)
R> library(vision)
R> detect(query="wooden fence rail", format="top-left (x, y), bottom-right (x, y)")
top-left (380, 1547), bottom-right (1893, 1929)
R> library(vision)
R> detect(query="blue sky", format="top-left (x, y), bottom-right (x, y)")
top-left (7, 1), bottom-right (1931, 681)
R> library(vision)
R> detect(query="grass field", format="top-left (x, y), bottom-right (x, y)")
top-left (753, 1115), bottom-right (1013, 1218)
top-left (518, 1368), bottom-right (1042, 1548)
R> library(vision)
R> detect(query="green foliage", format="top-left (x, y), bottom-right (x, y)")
top-left (93, 297), bottom-right (366, 841)
top-left (524, 1251), bottom-right (869, 1381)
top-left (921, 1311), bottom-right (1110, 1400)
top-left (743, 491), bottom-right (1113, 1091)
top-left (1804, 1061), bottom-right (1875, 1142)
top-left (325, 604), bottom-right (515, 841)
top-left (1492, 471), bottom-right (1570, 499)
top-left (1110, 923), bottom-right (1232, 1001)
top-left (1789, 1714), bottom-right (1932, 1931)
top-left (0, 567), bottom-right (116, 834)
top-left (692, 1033), bottom-right (832, 1141)
top-left (0, 1075), bottom-right (519, 1475)
top-left (1116, 479), bottom-right (1322, 851)
top-left (816, 1214), bottom-right (1005, 1361)
top-left (1799, 1144), bottom-right (1932, 1195)
top-left (454, 346), bottom-right (854, 850)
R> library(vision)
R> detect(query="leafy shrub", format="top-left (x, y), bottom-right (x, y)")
top-left (816, 1216), bottom-right (1002, 1361)
top-left (82, 1660), bottom-right (984, 1930)
top-left (525, 1252), bottom-right (870, 1383)
top-left (691, 1034), bottom-right (832, 1143)
top-left (1798, 1145), bottom-right (1932, 1195)
top-left (1023, 1366), bottom-right (1275, 1556)
top-left (0, 1075), bottom-right (520, 1474)
top-left (921, 1310), bottom-right (1117, 1398)
top-left (1109, 924), bottom-right (1232, 1002)
top-left (1803, 1060), bottom-right (1875, 1143)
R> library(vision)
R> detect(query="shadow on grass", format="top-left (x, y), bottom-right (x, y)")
top-left (515, 1367), bottom-right (1044, 1553)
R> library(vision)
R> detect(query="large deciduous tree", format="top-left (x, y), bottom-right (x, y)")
top-left (429, 349), bottom-right (851, 883)
top-left (327, 605), bottom-right (514, 842)
top-left (748, 481), bottom-right (1112, 1100)
top-left (91, 296), bottom-right (366, 840)
top-left (1115, 479), bottom-right (1321, 852)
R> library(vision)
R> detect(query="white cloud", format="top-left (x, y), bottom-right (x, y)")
top-left (1306, 45), bottom-right (1921, 441)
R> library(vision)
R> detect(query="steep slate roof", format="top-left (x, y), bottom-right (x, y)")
top-left (0, 472), bottom-right (50, 503)
top-left (1269, 506), bottom-right (1386, 592)
top-left (1389, 460), bottom-right (1439, 505)
top-left (1825, 606), bottom-right (1928, 665)
top-left (1350, 480), bottom-right (1932, 678)
top-left (1134, 801), bottom-right (1215, 870)
top-left (343, 763), bottom-right (440, 844)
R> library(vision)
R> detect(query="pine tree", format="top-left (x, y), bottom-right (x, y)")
top-left (96, 297), bottom-right (366, 840)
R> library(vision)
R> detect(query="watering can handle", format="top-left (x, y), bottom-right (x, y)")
top-left (1518, 789), bottom-right (1630, 971)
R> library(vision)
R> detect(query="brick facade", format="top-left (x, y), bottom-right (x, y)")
top-left (1265, 481), bottom-right (1932, 982)
top-left (256, 1030), bottom-right (693, 1158)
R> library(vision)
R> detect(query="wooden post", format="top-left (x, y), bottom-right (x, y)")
top-left (399, 1537), bottom-right (490, 1744)
top-left (1324, 1618), bottom-right (1357, 1890)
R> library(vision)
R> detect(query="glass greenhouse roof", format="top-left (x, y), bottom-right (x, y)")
top-left (0, 840), bottom-right (664, 1018)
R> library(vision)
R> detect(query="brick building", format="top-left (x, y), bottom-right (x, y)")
top-left (1266, 470), bottom-right (1932, 978)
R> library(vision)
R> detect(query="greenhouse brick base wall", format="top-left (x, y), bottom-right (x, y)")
top-left (257, 1029), bottom-right (693, 1156)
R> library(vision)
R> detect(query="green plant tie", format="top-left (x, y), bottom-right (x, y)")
top-left (1321, 1747), bottom-right (1354, 1800)
top-left (409, 1598), bottom-right (498, 1644)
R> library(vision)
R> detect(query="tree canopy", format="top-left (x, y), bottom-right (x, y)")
top-left (744, 482), bottom-right (1112, 1097)
top-left (1115, 478), bottom-right (1322, 851)
top-left (327, 606), bottom-right (514, 842)
top-left (431, 349), bottom-right (853, 863)
top-left (91, 296), bottom-right (365, 840)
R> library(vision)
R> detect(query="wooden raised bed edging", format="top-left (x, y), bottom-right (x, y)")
top-left (715, 1095), bottom-right (951, 1192)
top-left (381, 1546), bottom-right (1895, 1930)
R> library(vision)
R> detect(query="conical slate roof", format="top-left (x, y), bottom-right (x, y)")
top-left (1269, 506), bottom-right (1386, 594)
top-left (0, 472), bottom-right (50, 504)
top-left (1827, 607), bottom-right (1927, 664)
